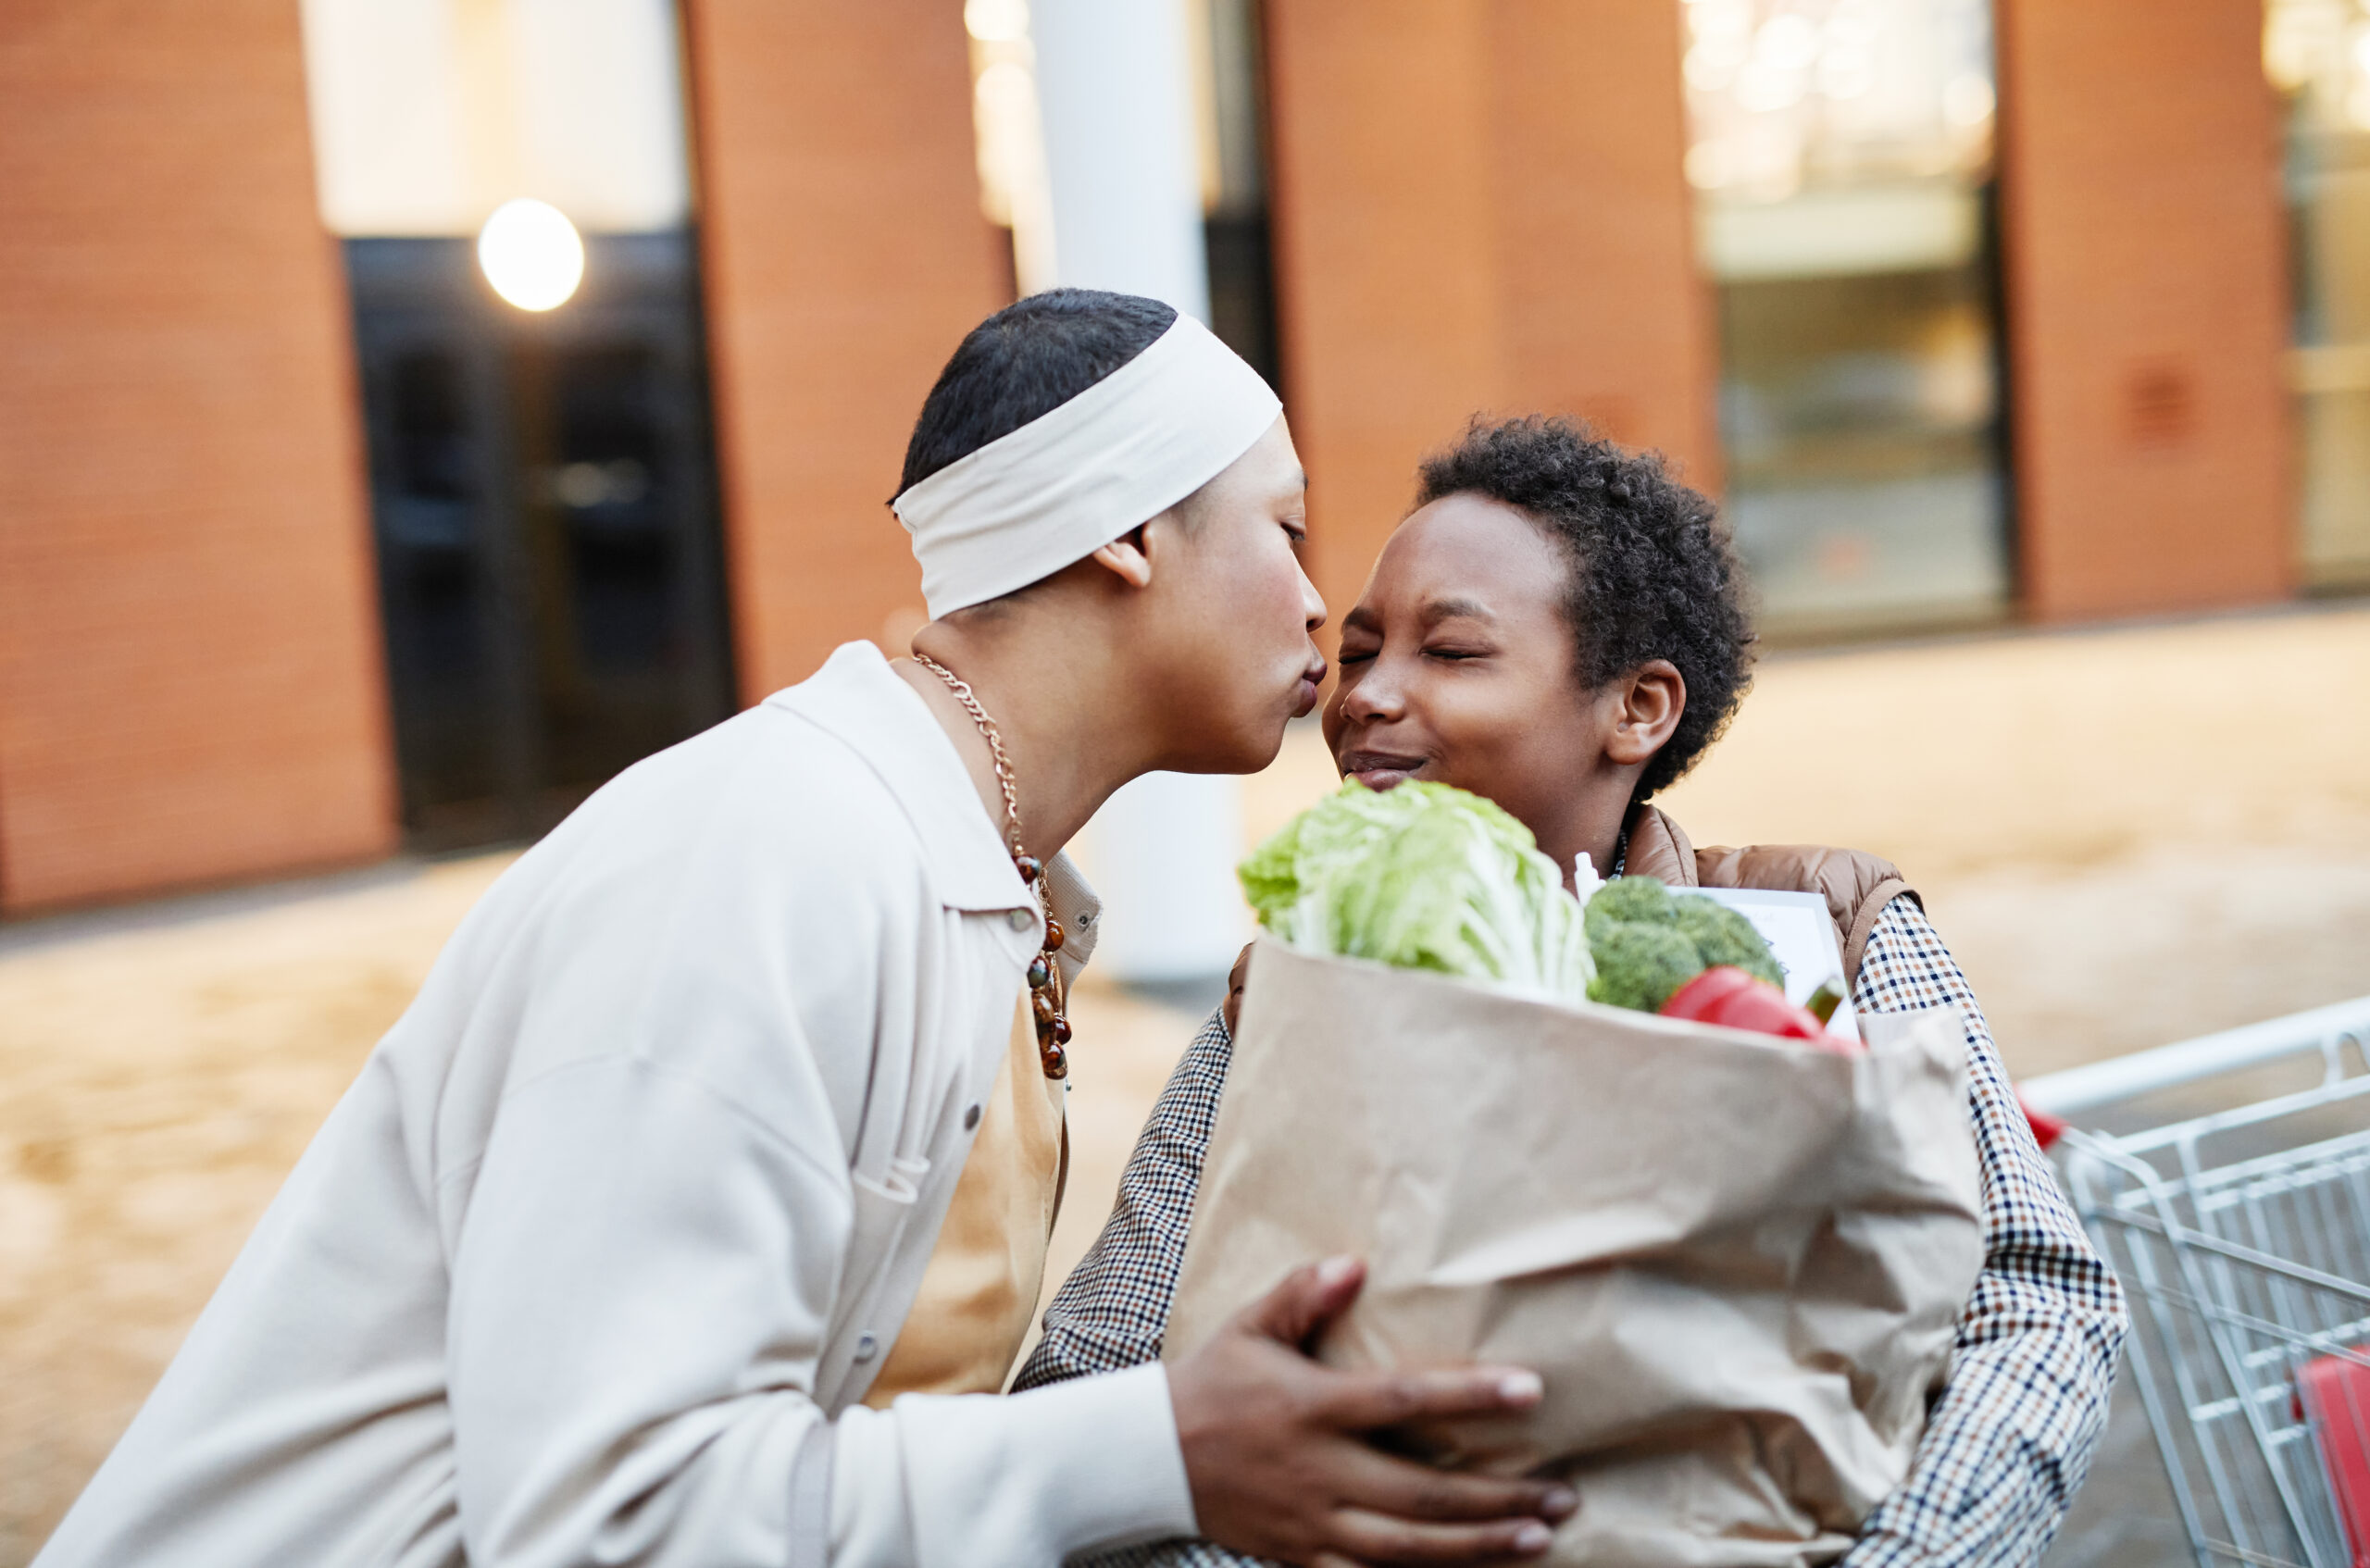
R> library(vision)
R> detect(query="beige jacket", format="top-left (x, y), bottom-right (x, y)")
top-left (33, 642), bottom-right (1195, 1568)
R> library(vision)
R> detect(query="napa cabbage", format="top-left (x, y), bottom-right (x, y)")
top-left (1238, 780), bottom-right (1594, 1002)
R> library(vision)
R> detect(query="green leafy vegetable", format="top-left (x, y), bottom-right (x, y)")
top-left (1239, 780), bottom-right (1594, 1001)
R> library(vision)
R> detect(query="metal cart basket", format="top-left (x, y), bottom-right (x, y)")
top-left (2026, 996), bottom-right (2370, 1568)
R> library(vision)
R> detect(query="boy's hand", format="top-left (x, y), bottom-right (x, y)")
top-left (1167, 1256), bottom-right (1573, 1566)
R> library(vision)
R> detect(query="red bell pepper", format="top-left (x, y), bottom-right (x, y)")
top-left (1659, 965), bottom-right (1859, 1053)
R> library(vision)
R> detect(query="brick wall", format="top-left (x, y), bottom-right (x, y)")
top-left (1264, 0), bottom-right (1717, 629)
top-left (0, 0), bottom-right (395, 914)
top-left (1486, 0), bottom-right (1722, 492)
top-left (684, 0), bottom-right (1009, 698)
top-left (1997, 0), bottom-right (2294, 618)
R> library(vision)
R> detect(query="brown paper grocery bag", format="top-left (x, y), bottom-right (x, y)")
top-left (1164, 940), bottom-right (1983, 1568)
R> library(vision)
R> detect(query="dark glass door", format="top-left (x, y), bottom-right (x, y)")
top-left (347, 233), bottom-right (735, 849)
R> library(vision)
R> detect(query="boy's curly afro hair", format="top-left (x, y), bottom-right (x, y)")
top-left (1415, 417), bottom-right (1755, 801)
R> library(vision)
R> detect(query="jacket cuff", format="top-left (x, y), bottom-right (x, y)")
top-left (892, 1363), bottom-right (1198, 1566)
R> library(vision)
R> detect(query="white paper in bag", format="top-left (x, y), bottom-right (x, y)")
top-left (1165, 941), bottom-right (1984, 1568)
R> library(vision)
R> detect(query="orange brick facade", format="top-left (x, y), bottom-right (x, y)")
top-left (683, 0), bottom-right (1009, 699)
top-left (1264, 0), bottom-right (1718, 629)
top-left (0, 2), bottom-right (2318, 913)
top-left (0, 0), bottom-right (394, 914)
top-left (1996, 0), bottom-right (2295, 618)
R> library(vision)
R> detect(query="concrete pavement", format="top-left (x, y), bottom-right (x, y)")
top-left (2, 602), bottom-right (2365, 1563)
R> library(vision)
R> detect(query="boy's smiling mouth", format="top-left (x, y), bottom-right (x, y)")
top-left (1337, 751), bottom-right (1428, 790)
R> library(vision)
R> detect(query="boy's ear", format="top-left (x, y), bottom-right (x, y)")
top-left (1603, 660), bottom-right (1686, 768)
top-left (1090, 525), bottom-right (1154, 590)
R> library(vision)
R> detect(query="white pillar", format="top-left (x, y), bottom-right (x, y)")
top-left (1030, 0), bottom-right (1247, 982)
top-left (1029, 0), bottom-right (1209, 317)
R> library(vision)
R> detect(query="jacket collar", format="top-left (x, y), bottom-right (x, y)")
top-left (767, 642), bottom-right (1101, 947)
top-left (1621, 803), bottom-right (1698, 886)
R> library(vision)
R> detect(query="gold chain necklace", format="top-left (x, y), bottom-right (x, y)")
top-left (912, 653), bottom-right (1069, 1079)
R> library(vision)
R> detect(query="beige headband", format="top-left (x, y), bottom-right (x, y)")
top-left (892, 314), bottom-right (1282, 619)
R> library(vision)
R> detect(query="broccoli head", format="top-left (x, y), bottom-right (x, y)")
top-left (1585, 922), bottom-right (1706, 1012)
top-left (1583, 874), bottom-right (1676, 943)
top-left (1582, 876), bottom-right (1783, 1012)
top-left (1672, 895), bottom-right (1784, 989)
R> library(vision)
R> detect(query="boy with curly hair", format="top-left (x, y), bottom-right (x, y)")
top-left (1021, 416), bottom-right (2127, 1568)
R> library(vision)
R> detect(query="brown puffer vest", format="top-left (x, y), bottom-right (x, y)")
top-left (1621, 803), bottom-right (1915, 989)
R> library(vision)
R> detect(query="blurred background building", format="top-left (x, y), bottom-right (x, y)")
top-left (0, 0), bottom-right (2358, 933)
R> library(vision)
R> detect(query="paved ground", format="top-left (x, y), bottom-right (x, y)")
top-left (2, 602), bottom-right (2365, 1563)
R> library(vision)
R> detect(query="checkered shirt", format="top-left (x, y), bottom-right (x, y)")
top-left (1015, 895), bottom-right (2128, 1568)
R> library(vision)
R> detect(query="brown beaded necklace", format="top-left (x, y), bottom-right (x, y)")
top-left (912, 653), bottom-right (1070, 1080)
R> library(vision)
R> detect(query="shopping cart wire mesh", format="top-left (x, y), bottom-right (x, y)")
top-left (2039, 1005), bottom-right (2370, 1568)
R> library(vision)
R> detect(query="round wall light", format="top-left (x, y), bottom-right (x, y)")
top-left (478, 198), bottom-right (584, 312)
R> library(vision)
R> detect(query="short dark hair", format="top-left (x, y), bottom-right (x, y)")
top-left (1415, 417), bottom-right (1755, 801)
top-left (898, 289), bottom-right (1179, 495)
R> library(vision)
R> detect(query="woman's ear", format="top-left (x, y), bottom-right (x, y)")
top-left (1090, 526), bottom-right (1154, 590)
top-left (1603, 659), bottom-right (1686, 768)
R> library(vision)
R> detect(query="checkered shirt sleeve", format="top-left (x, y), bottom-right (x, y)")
top-left (1013, 1007), bottom-right (1253, 1568)
top-left (1840, 895), bottom-right (2127, 1568)
top-left (1016, 1005), bottom-right (1235, 1394)
top-left (1019, 897), bottom-right (2128, 1568)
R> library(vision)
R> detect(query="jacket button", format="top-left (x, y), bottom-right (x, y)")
top-left (963, 1102), bottom-right (982, 1130)
top-left (1005, 908), bottom-right (1035, 932)
top-left (854, 1333), bottom-right (879, 1363)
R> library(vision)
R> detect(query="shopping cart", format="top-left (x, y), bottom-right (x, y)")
top-left (2023, 995), bottom-right (2370, 1568)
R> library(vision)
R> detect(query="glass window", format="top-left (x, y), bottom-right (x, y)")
top-left (302, 1), bottom-right (735, 847)
top-left (2267, 0), bottom-right (2370, 590)
top-left (1682, 0), bottom-right (2009, 636)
